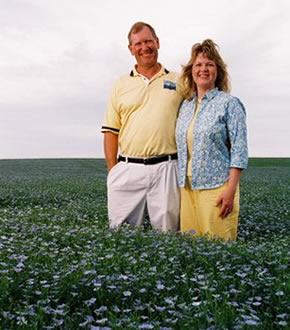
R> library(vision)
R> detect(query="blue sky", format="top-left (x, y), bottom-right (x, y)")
top-left (0, 0), bottom-right (289, 158)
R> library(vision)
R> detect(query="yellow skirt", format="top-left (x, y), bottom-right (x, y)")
top-left (180, 177), bottom-right (239, 240)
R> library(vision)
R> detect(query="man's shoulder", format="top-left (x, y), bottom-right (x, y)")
top-left (109, 73), bottom-right (133, 91)
top-left (116, 72), bottom-right (132, 82)
top-left (164, 70), bottom-right (180, 81)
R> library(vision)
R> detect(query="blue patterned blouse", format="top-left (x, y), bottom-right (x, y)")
top-left (175, 88), bottom-right (248, 189)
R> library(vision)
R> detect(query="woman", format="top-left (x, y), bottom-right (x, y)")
top-left (176, 39), bottom-right (248, 240)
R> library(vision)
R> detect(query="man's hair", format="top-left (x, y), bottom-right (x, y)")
top-left (181, 39), bottom-right (231, 100)
top-left (128, 22), bottom-right (158, 44)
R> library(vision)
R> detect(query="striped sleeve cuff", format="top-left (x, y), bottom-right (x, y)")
top-left (101, 126), bottom-right (120, 134)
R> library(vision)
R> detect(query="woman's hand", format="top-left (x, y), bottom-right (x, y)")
top-left (216, 187), bottom-right (236, 219)
top-left (216, 168), bottom-right (242, 219)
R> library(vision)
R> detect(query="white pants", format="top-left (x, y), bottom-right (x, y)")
top-left (107, 160), bottom-right (180, 232)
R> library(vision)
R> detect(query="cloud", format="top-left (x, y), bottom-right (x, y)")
top-left (0, 0), bottom-right (290, 158)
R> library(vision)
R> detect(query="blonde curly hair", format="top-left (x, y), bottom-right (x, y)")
top-left (181, 39), bottom-right (231, 100)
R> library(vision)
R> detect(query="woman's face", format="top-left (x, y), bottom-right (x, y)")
top-left (192, 53), bottom-right (217, 92)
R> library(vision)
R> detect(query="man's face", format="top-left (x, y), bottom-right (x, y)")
top-left (128, 26), bottom-right (159, 68)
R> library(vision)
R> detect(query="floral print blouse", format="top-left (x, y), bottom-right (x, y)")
top-left (175, 88), bottom-right (248, 189)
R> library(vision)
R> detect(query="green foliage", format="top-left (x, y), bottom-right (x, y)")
top-left (0, 159), bottom-right (289, 329)
top-left (248, 157), bottom-right (290, 167)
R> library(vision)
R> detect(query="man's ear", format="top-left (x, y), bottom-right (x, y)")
top-left (128, 44), bottom-right (134, 56)
top-left (156, 38), bottom-right (160, 49)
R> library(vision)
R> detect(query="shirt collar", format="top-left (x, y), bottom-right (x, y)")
top-left (129, 64), bottom-right (169, 77)
top-left (193, 87), bottom-right (219, 102)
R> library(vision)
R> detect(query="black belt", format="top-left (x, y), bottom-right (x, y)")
top-left (118, 153), bottom-right (177, 165)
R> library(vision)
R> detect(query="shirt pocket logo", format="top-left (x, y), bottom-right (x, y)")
top-left (163, 80), bottom-right (176, 91)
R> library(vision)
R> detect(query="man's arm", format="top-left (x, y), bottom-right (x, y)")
top-left (104, 132), bottom-right (118, 173)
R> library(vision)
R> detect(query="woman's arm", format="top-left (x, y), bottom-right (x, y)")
top-left (226, 97), bottom-right (248, 169)
top-left (215, 96), bottom-right (248, 218)
top-left (216, 168), bottom-right (242, 218)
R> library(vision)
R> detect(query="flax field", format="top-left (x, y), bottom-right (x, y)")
top-left (0, 158), bottom-right (289, 329)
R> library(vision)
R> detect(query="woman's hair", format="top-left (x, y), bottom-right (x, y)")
top-left (181, 39), bottom-right (231, 100)
top-left (128, 22), bottom-right (158, 45)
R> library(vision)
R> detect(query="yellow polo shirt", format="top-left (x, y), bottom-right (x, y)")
top-left (101, 65), bottom-right (183, 157)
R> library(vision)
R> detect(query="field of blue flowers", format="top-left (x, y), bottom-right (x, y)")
top-left (0, 159), bottom-right (289, 329)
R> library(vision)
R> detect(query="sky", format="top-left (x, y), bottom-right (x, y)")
top-left (1, 0), bottom-right (289, 159)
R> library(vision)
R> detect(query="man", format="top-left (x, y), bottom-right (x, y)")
top-left (101, 22), bottom-right (183, 232)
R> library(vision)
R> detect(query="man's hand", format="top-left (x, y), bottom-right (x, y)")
top-left (107, 162), bottom-right (116, 173)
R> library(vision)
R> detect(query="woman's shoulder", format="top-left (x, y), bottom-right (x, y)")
top-left (215, 92), bottom-right (246, 116)
top-left (215, 90), bottom-right (234, 101)
top-left (216, 91), bottom-right (244, 107)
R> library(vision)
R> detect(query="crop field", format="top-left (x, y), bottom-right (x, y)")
top-left (0, 158), bottom-right (289, 329)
